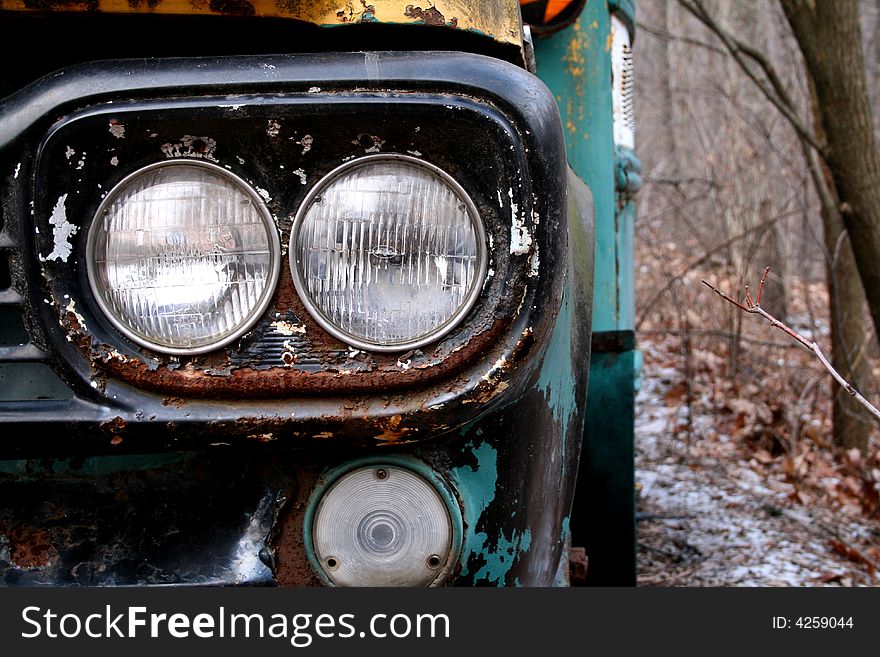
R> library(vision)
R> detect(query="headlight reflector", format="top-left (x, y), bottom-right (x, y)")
top-left (290, 155), bottom-right (486, 352)
top-left (87, 161), bottom-right (280, 354)
top-left (311, 465), bottom-right (456, 587)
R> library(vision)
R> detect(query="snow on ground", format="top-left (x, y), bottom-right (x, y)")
top-left (635, 340), bottom-right (879, 587)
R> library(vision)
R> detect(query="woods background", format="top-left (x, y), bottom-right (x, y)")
top-left (631, 0), bottom-right (880, 584)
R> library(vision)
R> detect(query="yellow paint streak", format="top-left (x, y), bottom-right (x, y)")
top-left (563, 20), bottom-right (586, 70)
top-left (565, 96), bottom-right (577, 136)
top-left (561, 19), bottom-right (588, 134)
top-left (0, 0), bottom-right (523, 46)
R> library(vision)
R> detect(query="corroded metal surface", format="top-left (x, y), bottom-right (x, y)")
top-left (0, 453), bottom-right (280, 585)
top-left (0, 0), bottom-right (523, 48)
top-left (0, 52), bottom-right (570, 456)
top-left (0, 44), bottom-right (588, 584)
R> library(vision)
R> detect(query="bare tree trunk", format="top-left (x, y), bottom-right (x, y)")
top-left (826, 224), bottom-right (873, 452)
top-left (807, 82), bottom-right (874, 453)
top-left (781, 0), bottom-right (880, 345)
top-left (657, 0), bottom-right (676, 162)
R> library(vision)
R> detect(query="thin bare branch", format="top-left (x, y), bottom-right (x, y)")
top-left (701, 278), bottom-right (755, 314)
top-left (702, 274), bottom-right (880, 426)
top-left (756, 266), bottom-right (770, 305)
top-left (636, 20), bottom-right (727, 55)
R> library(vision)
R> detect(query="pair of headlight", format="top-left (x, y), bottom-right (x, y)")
top-left (87, 156), bottom-right (487, 355)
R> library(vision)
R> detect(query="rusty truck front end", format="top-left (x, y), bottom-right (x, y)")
top-left (0, 1), bottom-right (596, 586)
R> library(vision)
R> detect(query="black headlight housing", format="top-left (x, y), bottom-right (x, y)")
top-left (0, 52), bottom-right (568, 456)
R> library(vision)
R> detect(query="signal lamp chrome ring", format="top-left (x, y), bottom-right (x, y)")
top-left (304, 459), bottom-right (463, 587)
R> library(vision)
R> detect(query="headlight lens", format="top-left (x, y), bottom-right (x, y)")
top-left (290, 155), bottom-right (486, 352)
top-left (311, 465), bottom-right (455, 587)
top-left (87, 161), bottom-right (280, 354)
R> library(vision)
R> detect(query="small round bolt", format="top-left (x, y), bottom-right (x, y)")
top-left (427, 555), bottom-right (442, 569)
top-left (326, 557), bottom-right (339, 570)
top-left (375, 468), bottom-right (388, 480)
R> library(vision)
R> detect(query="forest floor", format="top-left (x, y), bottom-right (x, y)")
top-left (635, 334), bottom-right (880, 586)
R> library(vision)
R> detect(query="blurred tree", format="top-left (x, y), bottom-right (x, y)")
top-left (679, 0), bottom-right (878, 451)
top-left (780, 1), bottom-right (880, 349)
top-left (809, 92), bottom-right (874, 452)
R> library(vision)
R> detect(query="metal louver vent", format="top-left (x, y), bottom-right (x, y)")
top-left (621, 42), bottom-right (636, 135)
top-left (611, 15), bottom-right (635, 149)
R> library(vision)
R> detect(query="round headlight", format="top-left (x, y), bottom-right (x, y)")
top-left (290, 155), bottom-right (487, 352)
top-left (87, 161), bottom-right (280, 354)
top-left (310, 465), bottom-right (457, 587)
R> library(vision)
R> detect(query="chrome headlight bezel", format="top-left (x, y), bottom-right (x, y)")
top-left (85, 159), bottom-right (282, 356)
top-left (288, 153), bottom-right (488, 353)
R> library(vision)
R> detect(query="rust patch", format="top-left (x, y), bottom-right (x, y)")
top-left (98, 317), bottom-right (505, 399)
top-left (100, 416), bottom-right (127, 434)
top-left (272, 470), bottom-right (323, 587)
top-left (569, 546), bottom-right (588, 586)
top-left (373, 413), bottom-right (413, 442)
top-left (336, 0), bottom-right (376, 22)
top-left (511, 327), bottom-right (536, 362)
top-left (65, 307), bottom-right (85, 332)
top-left (464, 379), bottom-right (509, 405)
top-left (404, 4), bottom-right (447, 26)
top-left (8, 526), bottom-right (57, 569)
top-left (373, 429), bottom-right (414, 442)
top-left (208, 0), bottom-right (255, 16)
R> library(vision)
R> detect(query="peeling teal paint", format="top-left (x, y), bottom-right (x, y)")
top-left (451, 439), bottom-right (536, 585)
top-left (535, 11), bottom-right (622, 333)
top-left (534, 0), bottom-right (638, 584)
top-left (520, 528), bottom-right (532, 552)
top-left (450, 440), bottom-right (497, 579)
top-left (536, 288), bottom-right (577, 441)
top-left (633, 345), bottom-right (644, 392)
top-left (470, 527), bottom-right (533, 585)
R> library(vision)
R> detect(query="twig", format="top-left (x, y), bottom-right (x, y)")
top-left (702, 271), bottom-right (880, 426)
top-left (635, 20), bottom-right (727, 55)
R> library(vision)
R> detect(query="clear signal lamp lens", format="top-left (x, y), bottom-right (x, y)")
top-left (87, 161), bottom-right (280, 354)
top-left (312, 465), bottom-right (455, 587)
top-left (290, 155), bottom-right (487, 352)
